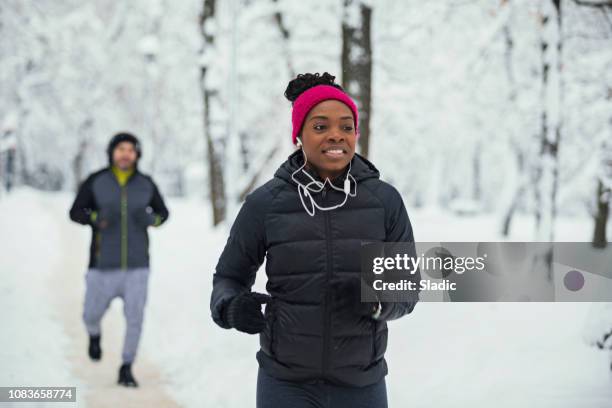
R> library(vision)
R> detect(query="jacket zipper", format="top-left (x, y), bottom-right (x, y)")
top-left (322, 187), bottom-right (332, 378)
top-left (120, 185), bottom-right (128, 270)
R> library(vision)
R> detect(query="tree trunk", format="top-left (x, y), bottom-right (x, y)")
top-left (199, 0), bottom-right (227, 226)
top-left (500, 0), bottom-right (523, 237)
top-left (534, 0), bottom-right (563, 244)
top-left (271, 0), bottom-right (295, 79)
top-left (472, 141), bottom-right (482, 202)
top-left (530, 0), bottom-right (563, 285)
top-left (502, 147), bottom-right (527, 237)
top-left (341, 0), bottom-right (373, 158)
top-left (593, 179), bottom-right (610, 248)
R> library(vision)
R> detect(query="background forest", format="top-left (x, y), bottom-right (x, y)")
top-left (2, 0), bottom-right (611, 242)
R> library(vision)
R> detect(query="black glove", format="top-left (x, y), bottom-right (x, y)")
top-left (332, 278), bottom-right (381, 319)
top-left (132, 208), bottom-right (156, 228)
top-left (221, 291), bottom-right (271, 334)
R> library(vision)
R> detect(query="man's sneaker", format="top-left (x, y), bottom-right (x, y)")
top-left (88, 335), bottom-right (101, 361)
top-left (118, 363), bottom-right (139, 387)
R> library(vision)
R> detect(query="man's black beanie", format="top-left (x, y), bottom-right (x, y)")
top-left (107, 132), bottom-right (142, 166)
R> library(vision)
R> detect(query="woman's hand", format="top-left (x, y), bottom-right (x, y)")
top-left (221, 292), bottom-right (271, 334)
top-left (332, 278), bottom-right (381, 320)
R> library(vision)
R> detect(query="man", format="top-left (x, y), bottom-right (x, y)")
top-left (69, 132), bottom-right (169, 387)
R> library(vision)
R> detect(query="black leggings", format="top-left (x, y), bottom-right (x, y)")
top-left (256, 367), bottom-right (388, 408)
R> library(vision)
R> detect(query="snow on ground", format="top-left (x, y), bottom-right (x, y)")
top-left (0, 188), bottom-right (86, 406)
top-left (1, 187), bottom-right (611, 407)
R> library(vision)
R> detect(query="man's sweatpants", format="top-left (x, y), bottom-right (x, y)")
top-left (83, 267), bottom-right (150, 364)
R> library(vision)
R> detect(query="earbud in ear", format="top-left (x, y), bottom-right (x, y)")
top-left (297, 137), bottom-right (303, 147)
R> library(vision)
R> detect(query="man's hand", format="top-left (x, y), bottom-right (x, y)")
top-left (221, 292), bottom-right (271, 334)
top-left (90, 211), bottom-right (110, 229)
top-left (91, 209), bottom-right (119, 230)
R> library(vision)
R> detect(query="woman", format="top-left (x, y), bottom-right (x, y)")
top-left (210, 72), bottom-right (418, 408)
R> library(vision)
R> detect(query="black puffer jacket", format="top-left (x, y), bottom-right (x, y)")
top-left (210, 149), bottom-right (418, 387)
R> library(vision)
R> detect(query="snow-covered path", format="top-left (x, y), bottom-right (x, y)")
top-left (46, 194), bottom-right (180, 408)
top-left (1, 188), bottom-right (180, 407)
top-left (1, 187), bottom-right (612, 407)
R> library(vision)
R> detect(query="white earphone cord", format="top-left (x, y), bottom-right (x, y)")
top-left (290, 144), bottom-right (357, 217)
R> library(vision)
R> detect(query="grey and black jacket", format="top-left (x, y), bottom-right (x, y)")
top-left (211, 149), bottom-right (419, 387)
top-left (69, 167), bottom-right (169, 270)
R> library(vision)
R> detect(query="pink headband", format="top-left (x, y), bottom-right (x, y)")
top-left (291, 84), bottom-right (360, 145)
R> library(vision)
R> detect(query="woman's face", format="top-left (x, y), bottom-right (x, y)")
top-left (299, 99), bottom-right (357, 180)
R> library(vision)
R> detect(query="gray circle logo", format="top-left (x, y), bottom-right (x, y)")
top-left (563, 270), bottom-right (584, 292)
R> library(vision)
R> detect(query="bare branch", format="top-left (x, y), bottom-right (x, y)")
top-left (574, 0), bottom-right (612, 8)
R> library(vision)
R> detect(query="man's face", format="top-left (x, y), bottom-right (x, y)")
top-left (112, 141), bottom-right (138, 170)
top-left (300, 99), bottom-right (357, 180)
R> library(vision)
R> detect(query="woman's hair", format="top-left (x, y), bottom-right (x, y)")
top-left (284, 72), bottom-right (344, 105)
